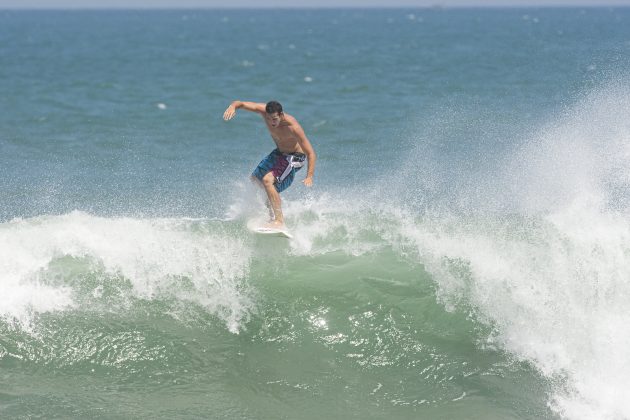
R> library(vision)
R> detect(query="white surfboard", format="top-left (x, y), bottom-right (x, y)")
top-left (251, 226), bottom-right (293, 239)
top-left (246, 218), bottom-right (293, 239)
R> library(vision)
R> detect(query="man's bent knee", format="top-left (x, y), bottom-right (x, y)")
top-left (261, 172), bottom-right (276, 187)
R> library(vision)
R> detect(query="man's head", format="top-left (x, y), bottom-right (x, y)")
top-left (265, 101), bottom-right (283, 127)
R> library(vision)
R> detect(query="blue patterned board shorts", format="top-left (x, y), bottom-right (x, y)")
top-left (252, 149), bottom-right (306, 193)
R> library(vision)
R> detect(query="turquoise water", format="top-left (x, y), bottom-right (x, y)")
top-left (2, 8), bottom-right (630, 419)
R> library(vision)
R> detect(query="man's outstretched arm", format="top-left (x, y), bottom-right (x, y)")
top-left (223, 101), bottom-right (265, 120)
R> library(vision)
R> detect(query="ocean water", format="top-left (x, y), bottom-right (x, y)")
top-left (2, 7), bottom-right (630, 419)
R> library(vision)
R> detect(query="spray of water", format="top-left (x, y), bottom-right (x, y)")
top-left (390, 79), bottom-right (630, 419)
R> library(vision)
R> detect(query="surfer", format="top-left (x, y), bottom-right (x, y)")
top-left (223, 100), bottom-right (316, 228)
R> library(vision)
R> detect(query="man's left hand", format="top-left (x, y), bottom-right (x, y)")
top-left (302, 176), bottom-right (313, 187)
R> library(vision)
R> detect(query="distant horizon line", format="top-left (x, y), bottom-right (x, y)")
top-left (2, 4), bottom-right (630, 9)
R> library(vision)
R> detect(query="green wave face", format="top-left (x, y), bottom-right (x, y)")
top-left (0, 210), bottom-right (558, 419)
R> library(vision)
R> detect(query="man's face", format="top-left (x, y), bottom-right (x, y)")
top-left (266, 112), bottom-right (282, 128)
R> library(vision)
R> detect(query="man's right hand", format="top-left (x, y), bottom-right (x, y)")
top-left (223, 104), bottom-right (237, 121)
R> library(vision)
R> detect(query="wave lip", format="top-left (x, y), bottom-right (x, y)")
top-left (0, 211), bottom-right (253, 333)
top-left (398, 201), bottom-right (630, 419)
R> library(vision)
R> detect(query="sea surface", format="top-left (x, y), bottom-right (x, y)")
top-left (2, 7), bottom-right (630, 419)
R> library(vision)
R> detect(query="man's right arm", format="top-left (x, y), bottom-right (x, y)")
top-left (223, 101), bottom-right (265, 121)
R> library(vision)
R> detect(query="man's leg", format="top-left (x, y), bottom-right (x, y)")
top-left (250, 176), bottom-right (275, 220)
top-left (261, 172), bottom-right (284, 226)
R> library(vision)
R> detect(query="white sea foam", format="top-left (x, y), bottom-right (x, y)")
top-left (0, 211), bottom-right (252, 333)
top-left (397, 201), bottom-right (630, 420)
top-left (395, 80), bottom-right (630, 419)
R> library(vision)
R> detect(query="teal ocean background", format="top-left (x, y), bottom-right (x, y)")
top-left (2, 7), bottom-right (630, 419)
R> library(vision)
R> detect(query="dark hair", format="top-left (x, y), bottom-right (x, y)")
top-left (265, 101), bottom-right (283, 114)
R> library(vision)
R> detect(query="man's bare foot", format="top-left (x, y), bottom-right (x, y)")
top-left (264, 220), bottom-right (285, 229)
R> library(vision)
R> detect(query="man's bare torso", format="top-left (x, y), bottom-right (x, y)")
top-left (262, 113), bottom-right (304, 154)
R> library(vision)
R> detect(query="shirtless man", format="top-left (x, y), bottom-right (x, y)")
top-left (222, 100), bottom-right (316, 228)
